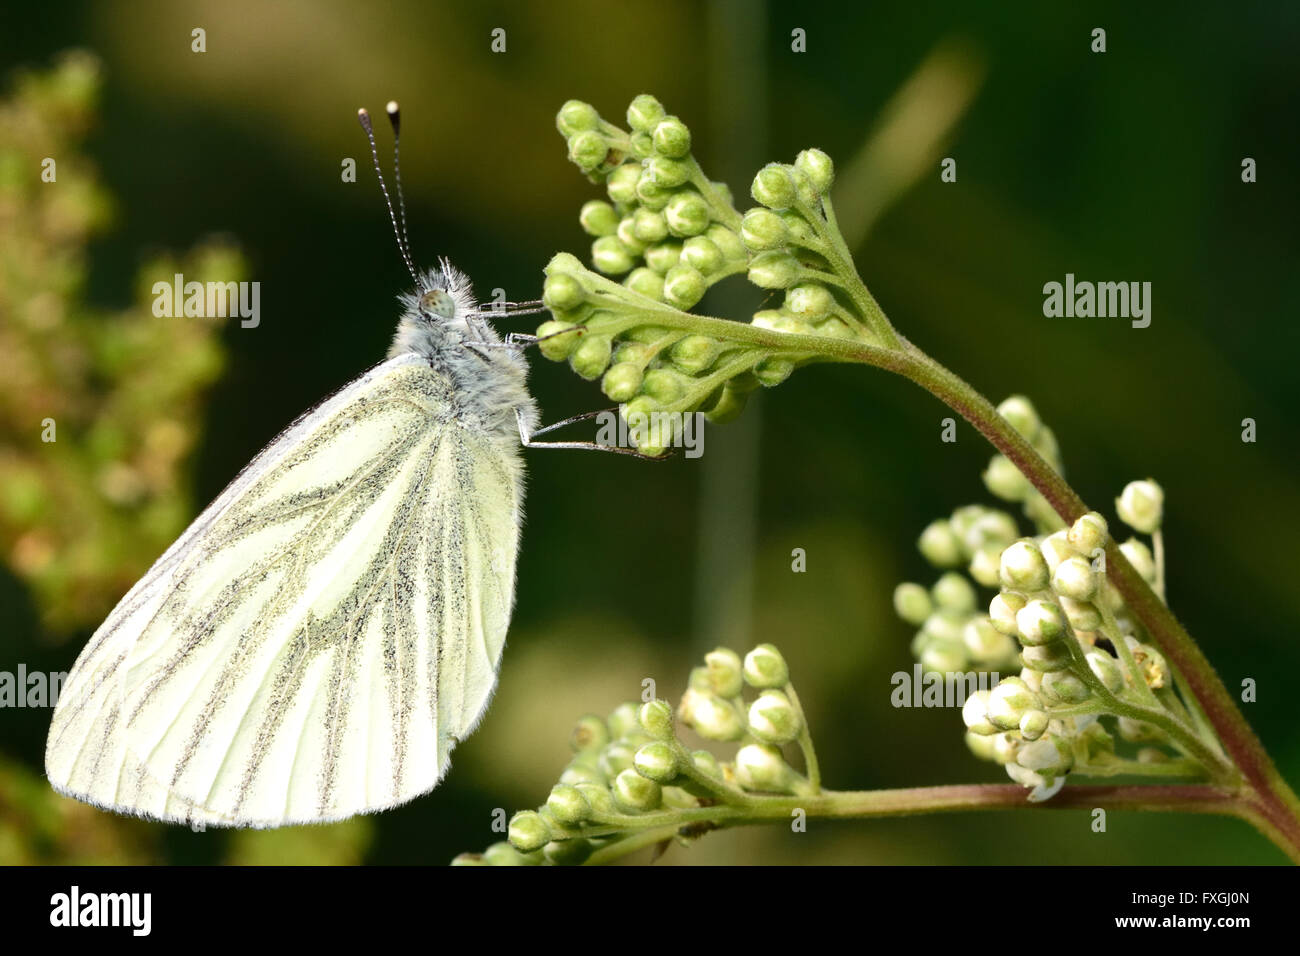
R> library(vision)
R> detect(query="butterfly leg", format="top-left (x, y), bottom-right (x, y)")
top-left (515, 407), bottom-right (669, 459)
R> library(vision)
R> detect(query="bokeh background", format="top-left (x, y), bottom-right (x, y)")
top-left (1, 0), bottom-right (1297, 864)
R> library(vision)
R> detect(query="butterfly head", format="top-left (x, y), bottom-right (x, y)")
top-left (417, 288), bottom-right (457, 320)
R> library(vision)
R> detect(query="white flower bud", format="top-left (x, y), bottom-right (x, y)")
top-left (1086, 650), bottom-right (1124, 693)
top-left (918, 519), bottom-right (964, 567)
top-left (1039, 530), bottom-right (1075, 573)
top-left (1017, 735), bottom-right (1074, 775)
top-left (996, 395), bottom-right (1042, 441)
top-left (1119, 538), bottom-right (1157, 584)
top-left (733, 743), bottom-right (797, 792)
top-left (1068, 512), bottom-right (1109, 555)
top-left (964, 616), bottom-right (1015, 663)
top-left (999, 540), bottom-right (1050, 590)
top-left (743, 644), bottom-right (789, 688)
top-left (931, 571), bottom-right (976, 612)
top-left (1040, 671), bottom-right (1090, 704)
top-left (1052, 555), bottom-right (1098, 601)
top-left (989, 591), bottom-right (1027, 635)
top-left (1059, 595), bottom-right (1102, 631)
top-left (968, 545), bottom-right (1003, 587)
top-left (747, 690), bottom-right (801, 744)
top-left (677, 688), bottom-right (744, 740)
top-left (983, 454), bottom-right (1030, 501)
top-left (1116, 479), bottom-right (1164, 534)
top-left (985, 678), bottom-right (1040, 730)
top-left (1015, 599), bottom-right (1065, 646)
top-left (893, 583), bottom-right (933, 625)
top-left (962, 690), bottom-right (999, 735)
top-left (1019, 709), bottom-right (1049, 740)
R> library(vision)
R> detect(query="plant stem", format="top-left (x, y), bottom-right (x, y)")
top-left (581, 782), bottom-right (1289, 865)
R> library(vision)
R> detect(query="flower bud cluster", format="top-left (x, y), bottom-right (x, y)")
top-left (455, 643), bottom-right (814, 865)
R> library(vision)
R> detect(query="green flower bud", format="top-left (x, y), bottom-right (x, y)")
top-left (627, 94), bottom-right (667, 132)
top-left (1119, 538), bottom-right (1156, 583)
top-left (557, 99), bottom-right (600, 135)
top-left (794, 148), bottom-right (834, 194)
top-left (607, 702), bottom-right (640, 739)
top-left (644, 241), bottom-right (683, 275)
top-left (1086, 650), bottom-right (1123, 693)
top-left (790, 167), bottom-right (819, 205)
top-left (780, 210), bottom-right (816, 243)
top-left (751, 311), bottom-right (814, 335)
top-left (606, 163), bottom-right (641, 204)
top-left (633, 741), bottom-right (679, 782)
top-left (919, 520), bottom-right (964, 567)
top-left (559, 763), bottom-right (606, 787)
top-left (743, 643), bottom-right (790, 688)
top-left (535, 320), bottom-right (581, 361)
top-left (747, 689), bottom-right (801, 744)
top-left (989, 591), bottom-right (1027, 636)
top-left (931, 571), bottom-right (976, 612)
top-left (508, 810), bottom-right (552, 852)
top-left (612, 767), bottom-right (662, 811)
top-left (964, 616), bottom-right (1015, 663)
top-left (1040, 670), bottom-right (1090, 704)
top-left (681, 235), bottom-right (724, 275)
top-left (615, 216), bottom-right (648, 255)
top-left (677, 688), bottom-right (745, 740)
top-left (813, 316), bottom-right (855, 338)
top-left (1016, 599), bottom-right (1066, 646)
top-left (986, 677), bottom-right (1040, 730)
top-left (663, 263), bottom-right (707, 309)
top-left (570, 714), bottom-right (610, 753)
top-left (568, 130), bottom-right (608, 172)
top-left (704, 647), bottom-right (744, 697)
top-left (629, 132), bottom-right (653, 159)
top-left (751, 164), bottom-right (797, 209)
top-left (637, 699), bottom-right (674, 741)
top-left (598, 741), bottom-right (637, 778)
top-left (643, 155), bottom-right (690, 189)
top-left (1021, 641), bottom-right (1071, 672)
top-left (628, 209), bottom-right (668, 246)
top-left (613, 341), bottom-right (654, 365)
top-left (542, 272), bottom-right (586, 312)
top-left (570, 332), bottom-right (613, 380)
top-left (578, 199), bottom-right (619, 238)
top-left (1059, 595), bottom-right (1101, 632)
top-left (591, 235), bottom-right (635, 275)
top-left (691, 749), bottom-right (723, 778)
top-left (739, 207), bottom-right (789, 250)
top-left (704, 383), bottom-right (749, 424)
top-left (1016, 735), bottom-right (1073, 775)
top-left (634, 171), bottom-right (672, 209)
top-left (962, 690), bottom-right (999, 735)
top-left (748, 251), bottom-right (801, 289)
top-left (546, 784), bottom-right (593, 826)
top-left (968, 545), bottom-right (1003, 588)
top-left (575, 783), bottom-right (616, 816)
top-left (893, 582), bottom-right (933, 626)
top-left (1137, 747), bottom-right (1170, 764)
top-left (1019, 709), bottom-right (1049, 740)
top-left (600, 362), bottom-right (643, 402)
top-left (754, 357), bottom-right (795, 387)
top-left (784, 283), bottom-right (835, 321)
top-left (1116, 479), bottom-right (1164, 534)
top-left (997, 395), bottom-right (1042, 441)
top-left (966, 729), bottom-right (1000, 761)
top-left (733, 743), bottom-right (797, 792)
top-left (623, 267), bottom-right (664, 301)
top-left (641, 367), bottom-right (687, 405)
top-left (670, 191), bottom-right (712, 236)
top-left (651, 116), bottom-right (692, 158)
top-left (983, 454), bottom-right (1030, 501)
top-left (1068, 512), bottom-right (1109, 555)
top-left (1000, 540), bottom-right (1049, 591)
top-left (705, 223), bottom-right (747, 262)
top-left (543, 838), bottom-right (592, 866)
top-left (669, 334), bottom-right (721, 375)
top-left (476, 842), bottom-right (538, 866)
top-left (1052, 555), bottom-right (1098, 601)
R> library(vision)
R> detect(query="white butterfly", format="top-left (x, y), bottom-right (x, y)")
top-left (45, 103), bottom-right (642, 828)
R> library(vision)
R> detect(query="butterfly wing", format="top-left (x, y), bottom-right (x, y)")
top-left (46, 352), bottom-right (524, 826)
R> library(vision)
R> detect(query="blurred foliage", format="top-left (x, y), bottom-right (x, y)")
top-left (0, 52), bottom-right (237, 634)
top-left (0, 1), bottom-right (1295, 865)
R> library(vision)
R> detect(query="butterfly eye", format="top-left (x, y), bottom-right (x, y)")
top-left (418, 289), bottom-right (456, 319)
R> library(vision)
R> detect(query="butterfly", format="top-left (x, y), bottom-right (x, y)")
top-left (45, 102), bottom-right (645, 828)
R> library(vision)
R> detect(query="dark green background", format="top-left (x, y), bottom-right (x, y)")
top-left (2, 0), bottom-right (1297, 863)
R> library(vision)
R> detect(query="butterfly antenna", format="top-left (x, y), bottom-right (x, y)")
top-left (385, 101), bottom-right (416, 268)
top-left (357, 106), bottom-right (422, 290)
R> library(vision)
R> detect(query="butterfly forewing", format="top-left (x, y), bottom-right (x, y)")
top-left (46, 353), bottom-right (524, 826)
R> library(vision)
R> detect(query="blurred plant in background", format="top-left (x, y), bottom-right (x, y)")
top-left (0, 52), bottom-right (239, 635)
